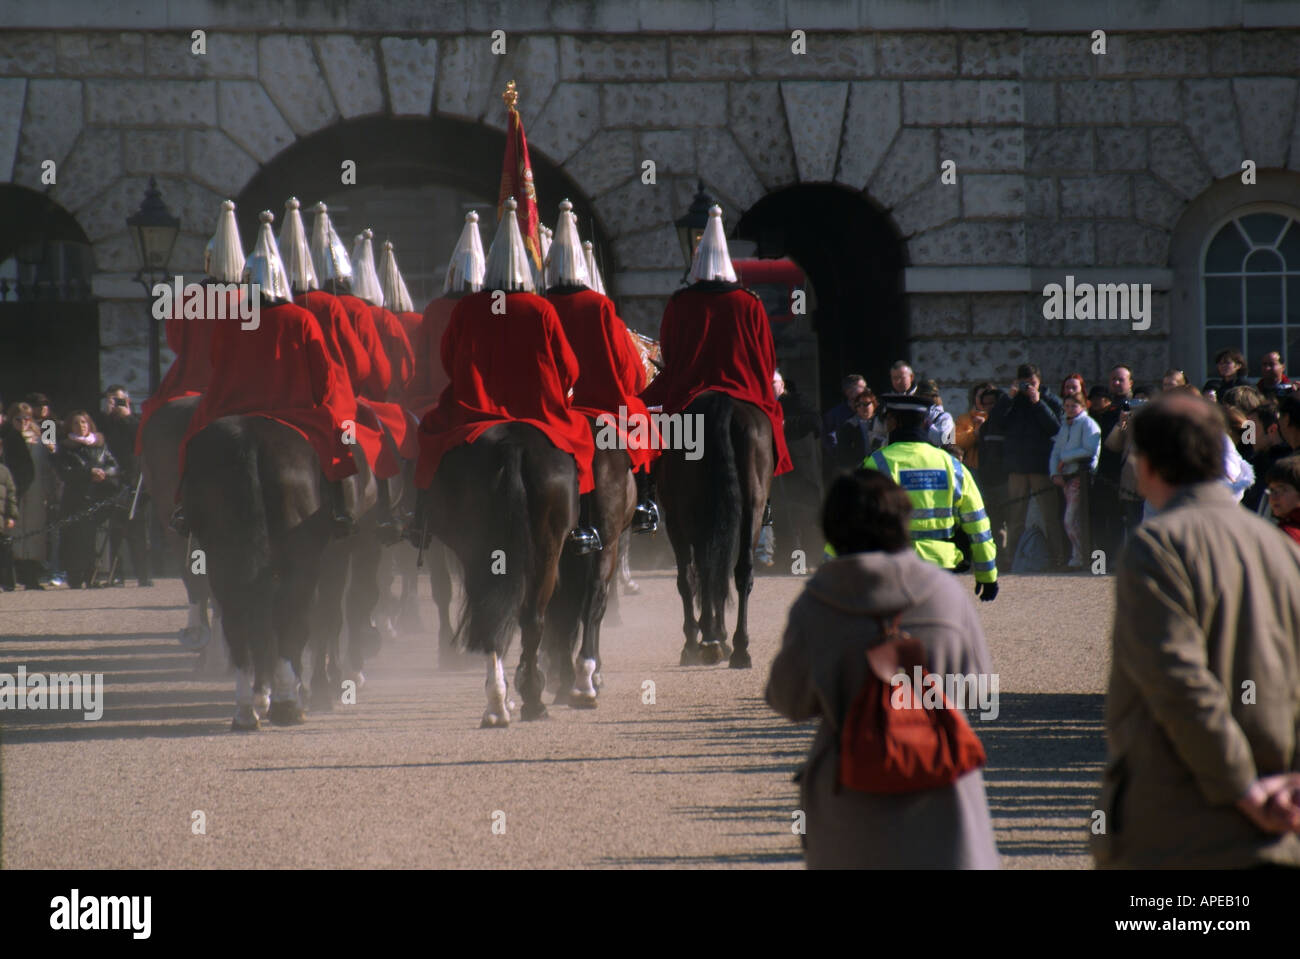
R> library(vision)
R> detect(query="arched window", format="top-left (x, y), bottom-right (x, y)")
top-left (1202, 209), bottom-right (1300, 378)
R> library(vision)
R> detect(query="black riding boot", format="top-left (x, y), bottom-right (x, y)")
top-left (324, 475), bottom-right (355, 539)
top-left (569, 492), bottom-right (603, 555)
top-left (631, 469), bottom-right (660, 533)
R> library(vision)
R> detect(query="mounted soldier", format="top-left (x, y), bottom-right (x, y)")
top-left (174, 210), bottom-right (356, 536)
top-left (545, 198), bottom-right (658, 533)
top-left (378, 239), bottom-right (426, 412)
top-left (413, 196), bottom-right (599, 549)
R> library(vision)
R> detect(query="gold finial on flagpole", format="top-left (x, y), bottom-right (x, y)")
top-left (502, 80), bottom-right (518, 111)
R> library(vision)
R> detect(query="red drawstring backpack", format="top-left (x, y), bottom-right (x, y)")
top-left (837, 612), bottom-right (987, 794)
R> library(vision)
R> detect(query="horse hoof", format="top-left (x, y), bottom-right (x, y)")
top-left (231, 707), bottom-right (260, 732)
top-left (720, 641), bottom-right (733, 659)
top-left (253, 693), bottom-right (271, 720)
top-left (346, 671), bottom-right (365, 690)
top-left (697, 642), bottom-right (724, 666)
top-left (480, 711), bottom-right (510, 728)
top-left (552, 688), bottom-right (571, 706)
top-left (568, 691), bottom-right (598, 709)
top-left (268, 700), bottom-right (305, 726)
top-left (680, 646), bottom-right (699, 666)
top-left (521, 702), bottom-right (549, 721)
top-left (729, 649), bottom-right (753, 670)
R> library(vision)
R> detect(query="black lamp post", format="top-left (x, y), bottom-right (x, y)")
top-left (126, 176), bottom-right (180, 395)
top-left (674, 180), bottom-right (716, 283)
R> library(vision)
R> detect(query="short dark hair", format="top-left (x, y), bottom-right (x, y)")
top-left (1089, 385), bottom-right (1110, 399)
top-left (104, 384), bottom-right (127, 396)
top-left (969, 381), bottom-right (996, 407)
top-left (1015, 363), bottom-right (1040, 381)
top-left (1133, 384), bottom-right (1153, 399)
top-left (890, 360), bottom-right (912, 372)
top-left (1251, 401), bottom-right (1279, 432)
top-left (841, 374), bottom-right (866, 392)
top-left (1130, 395), bottom-right (1226, 485)
top-left (1265, 454), bottom-right (1300, 494)
top-left (1215, 348), bottom-right (1246, 369)
top-left (822, 469), bottom-right (913, 556)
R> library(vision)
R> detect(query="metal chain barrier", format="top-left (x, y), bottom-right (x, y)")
top-left (3, 486), bottom-right (136, 543)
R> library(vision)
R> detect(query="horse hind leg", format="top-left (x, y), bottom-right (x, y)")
top-left (481, 652), bottom-right (511, 728)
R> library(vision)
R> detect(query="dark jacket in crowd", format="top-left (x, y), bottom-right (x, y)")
top-left (1202, 373), bottom-right (1256, 400)
top-left (834, 417), bottom-right (869, 470)
top-left (822, 401), bottom-right (855, 453)
top-left (101, 412), bottom-right (140, 484)
top-left (0, 422), bottom-right (34, 497)
top-left (1244, 442), bottom-right (1294, 512)
top-left (54, 438), bottom-right (120, 512)
top-left (990, 390), bottom-right (1063, 475)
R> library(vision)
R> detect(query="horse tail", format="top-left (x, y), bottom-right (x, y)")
top-left (696, 392), bottom-right (742, 612)
top-left (456, 439), bottom-right (531, 656)
top-left (185, 418), bottom-right (271, 582)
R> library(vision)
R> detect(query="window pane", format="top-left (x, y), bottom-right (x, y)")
top-left (1290, 276), bottom-right (1300, 327)
top-left (1245, 248), bottom-right (1284, 272)
top-left (1239, 212), bottom-right (1288, 245)
top-left (1247, 274), bottom-right (1283, 324)
top-left (1205, 276), bottom-right (1241, 326)
top-left (1247, 328), bottom-right (1284, 367)
top-left (1205, 328), bottom-right (1245, 380)
top-left (1288, 327), bottom-right (1299, 372)
top-left (1278, 221), bottom-right (1300, 269)
top-left (1204, 222), bottom-right (1249, 272)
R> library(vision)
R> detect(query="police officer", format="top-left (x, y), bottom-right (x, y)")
top-left (862, 393), bottom-right (998, 602)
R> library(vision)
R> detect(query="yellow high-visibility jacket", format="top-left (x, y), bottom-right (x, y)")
top-left (862, 441), bottom-right (997, 584)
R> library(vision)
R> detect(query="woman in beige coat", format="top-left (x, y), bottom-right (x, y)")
top-left (766, 469), bottom-right (1000, 869)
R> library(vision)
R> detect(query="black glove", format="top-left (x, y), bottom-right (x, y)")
top-left (974, 580), bottom-right (998, 603)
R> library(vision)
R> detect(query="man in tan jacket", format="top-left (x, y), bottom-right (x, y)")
top-left (1093, 393), bottom-right (1300, 868)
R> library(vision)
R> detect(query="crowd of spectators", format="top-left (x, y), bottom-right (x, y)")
top-left (800, 347), bottom-right (1299, 571)
top-left (0, 385), bottom-right (152, 590)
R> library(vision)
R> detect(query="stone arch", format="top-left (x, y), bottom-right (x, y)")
top-left (1168, 170), bottom-right (1300, 382)
top-left (234, 115), bottom-right (613, 305)
top-left (0, 184), bottom-right (102, 411)
top-left (734, 184), bottom-right (906, 411)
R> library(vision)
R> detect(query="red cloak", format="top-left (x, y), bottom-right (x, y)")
top-left (407, 297), bottom-right (457, 416)
top-left (294, 290), bottom-right (385, 474)
top-left (178, 301), bottom-right (358, 481)
top-left (335, 294), bottom-right (416, 474)
top-left (415, 291), bottom-right (595, 493)
top-left (337, 294), bottom-right (391, 399)
top-left (369, 305), bottom-right (416, 400)
top-left (134, 286), bottom-right (239, 454)
top-left (640, 285), bottom-right (792, 475)
top-left (547, 288), bottom-right (658, 473)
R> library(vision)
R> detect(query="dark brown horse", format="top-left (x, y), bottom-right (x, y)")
top-left (139, 396), bottom-right (221, 664)
top-left (419, 422), bottom-right (576, 726)
top-left (543, 435), bottom-right (635, 707)
top-left (181, 415), bottom-right (336, 729)
top-left (659, 391), bottom-right (773, 669)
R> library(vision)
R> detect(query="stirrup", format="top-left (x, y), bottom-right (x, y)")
top-left (169, 505), bottom-right (190, 537)
top-left (329, 511), bottom-right (356, 539)
top-left (375, 519), bottom-right (403, 546)
top-left (568, 526), bottom-right (603, 555)
top-left (632, 500), bottom-right (660, 533)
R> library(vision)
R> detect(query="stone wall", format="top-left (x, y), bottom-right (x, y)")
top-left (2, 2), bottom-right (1299, 407)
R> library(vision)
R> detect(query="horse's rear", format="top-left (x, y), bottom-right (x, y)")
top-left (423, 422), bottom-right (577, 726)
top-left (660, 391), bottom-right (773, 669)
top-left (182, 415), bottom-right (331, 729)
top-left (140, 396), bottom-right (215, 650)
top-left (544, 432), bottom-right (636, 708)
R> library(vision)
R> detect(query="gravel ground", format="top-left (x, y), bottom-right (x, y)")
top-left (0, 565), bottom-right (1113, 869)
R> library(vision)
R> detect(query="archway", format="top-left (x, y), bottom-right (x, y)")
top-left (236, 116), bottom-right (612, 306)
top-left (0, 186), bottom-right (99, 415)
top-left (734, 185), bottom-right (905, 413)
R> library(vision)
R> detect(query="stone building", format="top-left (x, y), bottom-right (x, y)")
top-left (2, 0), bottom-right (1299, 415)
